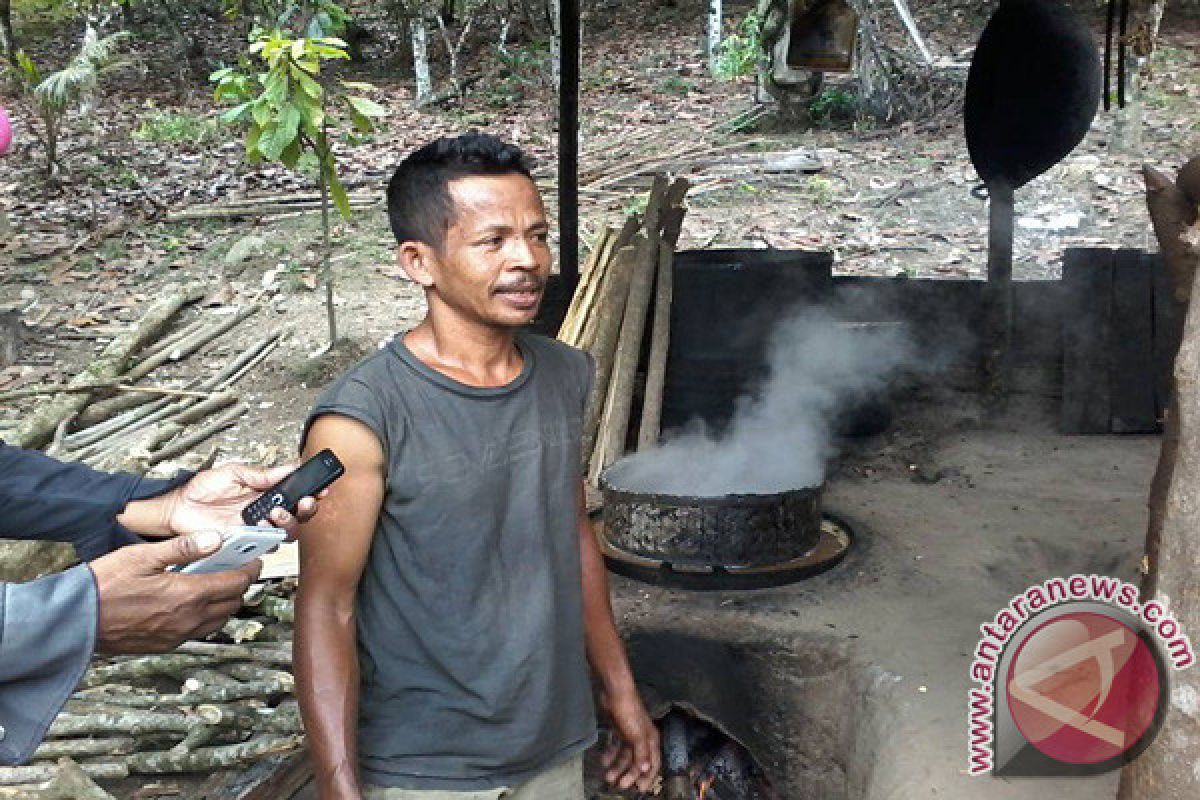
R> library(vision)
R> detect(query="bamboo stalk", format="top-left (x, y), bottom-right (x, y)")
top-left (557, 226), bottom-right (614, 344)
top-left (71, 395), bottom-right (194, 460)
top-left (12, 286), bottom-right (204, 449)
top-left (123, 306), bottom-right (259, 383)
top-left (135, 317), bottom-right (208, 365)
top-left (220, 336), bottom-right (281, 388)
top-left (0, 382), bottom-right (210, 403)
top-left (143, 402), bottom-right (248, 466)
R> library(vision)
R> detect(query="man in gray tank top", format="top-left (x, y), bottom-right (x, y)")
top-left (294, 133), bottom-right (661, 800)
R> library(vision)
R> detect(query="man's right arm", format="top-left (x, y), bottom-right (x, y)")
top-left (295, 415), bottom-right (386, 800)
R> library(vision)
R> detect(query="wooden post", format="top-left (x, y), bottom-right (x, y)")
top-left (582, 241), bottom-right (641, 468)
top-left (558, 0), bottom-right (581, 294)
top-left (984, 182), bottom-right (1014, 399)
top-left (707, 0), bottom-right (723, 76)
top-left (637, 241), bottom-right (674, 451)
top-left (589, 236), bottom-right (657, 484)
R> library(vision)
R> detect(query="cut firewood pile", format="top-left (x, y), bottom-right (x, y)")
top-left (0, 584), bottom-right (302, 796)
top-left (559, 127), bottom-right (821, 199)
top-left (557, 173), bottom-right (690, 494)
top-left (164, 130), bottom-right (816, 227)
top-left (0, 288), bottom-right (283, 474)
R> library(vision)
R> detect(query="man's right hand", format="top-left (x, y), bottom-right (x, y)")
top-left (87, 531), bottom-right (261, 654)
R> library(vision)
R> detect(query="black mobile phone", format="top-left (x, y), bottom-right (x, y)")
top-left (241, 448), bottom-right (345, 525)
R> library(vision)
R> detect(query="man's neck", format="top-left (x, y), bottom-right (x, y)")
top-left (404, 315), bottom-right (524, 387)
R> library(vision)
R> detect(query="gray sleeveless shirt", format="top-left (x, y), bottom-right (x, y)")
top-left (303, 330), bottom-right (598, 790)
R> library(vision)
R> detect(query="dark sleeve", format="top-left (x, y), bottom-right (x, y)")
top-left (0, 442), bottom-right (192, 560)
top-left (0, 566), bottom-right (98, 765)
top-left (300, 376), bottom-right (393, 461)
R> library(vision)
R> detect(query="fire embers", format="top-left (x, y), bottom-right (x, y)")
top-left (660, 709), bottom-right (778, 800)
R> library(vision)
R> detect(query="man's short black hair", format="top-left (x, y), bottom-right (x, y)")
top-left (386, 132), bottom-right (535, 250)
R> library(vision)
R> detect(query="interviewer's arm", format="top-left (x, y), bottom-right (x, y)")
top-left (295, 416), bottom-right (386, 800)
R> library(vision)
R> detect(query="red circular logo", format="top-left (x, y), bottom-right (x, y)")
top-left (1006, 611), bottom-right (1163, 765)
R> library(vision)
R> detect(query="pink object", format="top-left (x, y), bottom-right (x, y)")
top-left (0, 108), bottom-right (11, 155)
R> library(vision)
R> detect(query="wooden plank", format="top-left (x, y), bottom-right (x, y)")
top-left (1060, 248), bottom-right (1114, 434)
top-left (194, 752), bottom-right (312, 800)
top-left (1109, 248), bottom-right (1158, 432)
top-left (1152, 251), bottom-right (1185, 425)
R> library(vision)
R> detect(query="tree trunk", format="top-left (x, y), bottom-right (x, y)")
top-left (1119, 156), bottom-right (1200, 799)
top-left (1118, 233), bottom-right (1200, 800)
top-left (0, 0), bottom-right (15, 64)
top-left (1112, 0), bottom-right (1168, 156)
top-left (319, 156), bottom-right (337, 347)
top-left (411, 18), bottom-right (433, 106)
top-left (0, 309), bottom-right (19, 368)
top-left (550, 0), bottom-right (561, 84)
top-left (707, 0), bottom-right (722, 76)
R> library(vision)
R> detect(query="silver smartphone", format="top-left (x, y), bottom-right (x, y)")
top-left (170, 526), bottom-right (287, 575)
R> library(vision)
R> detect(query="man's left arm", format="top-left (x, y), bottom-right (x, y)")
top-left (577, 481), bottom-right (661, 793)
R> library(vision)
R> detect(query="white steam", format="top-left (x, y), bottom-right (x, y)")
top-left (606, 306), bottom-right (915, 496)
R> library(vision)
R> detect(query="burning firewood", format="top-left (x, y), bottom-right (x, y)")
top-left (656, 708), bottom-right (778, 800)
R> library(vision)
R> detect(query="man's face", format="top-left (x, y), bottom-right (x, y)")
top-left (413, 172), bottom-right (552, 330)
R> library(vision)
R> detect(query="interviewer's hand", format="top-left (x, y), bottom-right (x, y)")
top-left (164, 463), bottom-right (322, 541)
top-left (88, 531), bottom-right (261, 654)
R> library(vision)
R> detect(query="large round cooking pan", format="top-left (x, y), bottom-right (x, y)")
top-left (964, 0), bottom-right (1102, 191)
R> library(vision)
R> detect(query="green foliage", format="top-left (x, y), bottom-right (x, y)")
top-left (715, 11), bottom-right (763, 81)
top-left (210, 26), bottom-right (384, 218)
top-left (657, 75), bottom-right (694, 96)
top-left (211, 11), bottom-right (384, 348)
top-left (481, 38), bottom-right (551, 108)
top-left (9, 26), bottom-right (131, 174)
top-left (807, 175), bottom-right (834, 207)
top-left (133, 109), bottom-right (225, 144)
top-left (623, 192), bottom-right (649, 217)
top-left (808, 88), bottom-right (857, 124)
top-left (222, 0), bottom-right (349, 36)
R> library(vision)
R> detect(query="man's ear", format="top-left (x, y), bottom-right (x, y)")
top-left (397, 241), bottom-right (436, 288)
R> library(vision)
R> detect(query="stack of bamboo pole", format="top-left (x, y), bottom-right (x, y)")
top-left (557, 174), bottom-right (691, 486)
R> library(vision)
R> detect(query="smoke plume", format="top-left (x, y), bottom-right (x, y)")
top-left (605, 305), bottom-right (915, 496)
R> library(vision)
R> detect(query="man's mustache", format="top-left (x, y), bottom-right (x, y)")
top-left (494, 280), bottom-right (544, 292)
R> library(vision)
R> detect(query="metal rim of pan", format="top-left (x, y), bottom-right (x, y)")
top-left (596, 513), bottom-right (854, 591)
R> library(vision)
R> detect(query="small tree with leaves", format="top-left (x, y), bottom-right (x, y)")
top-left (211, 26), bottom-right (384, 349)
top-left (11, 27), bottom-right (131, 175)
